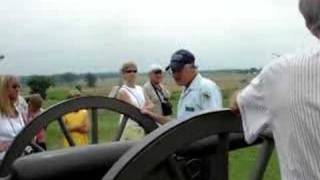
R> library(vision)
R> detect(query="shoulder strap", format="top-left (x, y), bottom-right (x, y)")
top-left (151, 83), bottom-right (165, 103)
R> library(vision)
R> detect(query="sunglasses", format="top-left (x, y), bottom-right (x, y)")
top-left (11, 84), bottom-right (21, 89)
top-left (152, 70), bottom-right (163, 74)
top-left (125, 69), bottom-right (138, 74)
top-left (169, 63), bottom-right (197, 74)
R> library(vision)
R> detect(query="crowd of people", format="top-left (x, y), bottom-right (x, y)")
top-left (0, 76), bottom-right (91, 156)
top-left (0, 0), bottom-right (320, 178)
top-left (115, 50), bottom-right (223, 141)
top-left (0, 48), bottom-right (223, 152)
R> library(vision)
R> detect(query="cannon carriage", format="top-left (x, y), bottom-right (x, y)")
top-left (0, 96), bottom-right (274, 180)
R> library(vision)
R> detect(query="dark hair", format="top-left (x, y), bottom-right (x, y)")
top-left (299, 0), bottom-right (320, 34)
top-left (28, 94), bottom-right (43, 109)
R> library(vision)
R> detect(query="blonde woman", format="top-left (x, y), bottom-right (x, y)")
top-left (0, 75), bottom-right (25, 160)
top-left (117, 62), bottom-right (153, 141)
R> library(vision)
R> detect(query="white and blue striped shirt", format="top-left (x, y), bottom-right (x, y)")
top-left (238, 46), bottom-right (320, 180)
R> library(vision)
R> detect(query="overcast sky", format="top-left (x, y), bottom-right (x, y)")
top-left (0, 0), bottom-right (317, 75)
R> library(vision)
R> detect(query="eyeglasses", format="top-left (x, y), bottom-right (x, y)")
top-left (125, 69), bottom-right (138, 74)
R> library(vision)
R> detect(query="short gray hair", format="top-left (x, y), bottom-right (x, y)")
top-left (299, 0), bottom-right (320, 36)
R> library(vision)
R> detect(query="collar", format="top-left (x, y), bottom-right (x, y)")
top-left (184, 73), bottom-right (202, 92)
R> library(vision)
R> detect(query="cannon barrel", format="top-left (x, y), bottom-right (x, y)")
top-left (10, 142), bottom-right (135, 180)
top-left (9, 133), bottom-right (263, 180)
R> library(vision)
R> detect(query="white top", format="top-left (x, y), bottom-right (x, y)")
top-left (121, 85), bottom-right (145, 108)
top-left (0, 110), bottom-right (25, 159)
top-left (177, 73), bottom-right (223, 120)
top-left (237, 46), bottom-right (320, 180)
top-left (119, 85), bottom-right (146, 128)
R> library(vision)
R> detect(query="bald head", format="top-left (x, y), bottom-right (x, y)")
top-left (299, 0), bottom-right (320, 38)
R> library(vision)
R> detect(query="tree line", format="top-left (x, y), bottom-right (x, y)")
top-left (20, 68), bottom-right (261, 100)
top-left (21, 72), bottom-right (119, 100)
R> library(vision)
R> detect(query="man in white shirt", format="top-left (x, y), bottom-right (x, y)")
top-left (142, 49), bottom-right (222, 124)
top-left (230, 0), bottom-right (320, 179)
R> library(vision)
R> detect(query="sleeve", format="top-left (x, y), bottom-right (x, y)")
top-left (81, 110), bottom-right (90, 126)
top-left (237, 70), bottom-right (271, 144)
top-left (142, 85), bottom-right (151, 100)
top-left (142, 86), bottom-right (152, 104)
top-left (200, 82), bottom-right (223, 110)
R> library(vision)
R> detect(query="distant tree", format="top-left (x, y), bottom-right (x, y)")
top-left (248, 67), bottom-right (261, 75)
top-left (84, 73), bottom-right (97, 87)
top-left (27, 76), bottom-right (54, 99)
top-left (61, 73), bottom-right (78, 83)
top-left (75, 84), bottom-right (82, 92)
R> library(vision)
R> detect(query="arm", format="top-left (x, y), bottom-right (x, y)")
top-left (141, 108), bottom-right (172, 125)
top-left (68, 122), bottom-right (89, 134)
top-left (63, 113), bottom-right (89, 134)
top-left (117, 89), bottom-right (132, 105)
top-left (229, 90), bottom-right (241, 116)
top-left (76, 110), bottom-right (90, 134)
top-left (232, 61), bottom-right (280, 143)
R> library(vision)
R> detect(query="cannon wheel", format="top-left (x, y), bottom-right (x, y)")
top-left (0, 96), bottom-right (158, 177)
top-left (103, 109), bottom-right (274, 180)
top-left (103, 109), bottom-right (243, 180)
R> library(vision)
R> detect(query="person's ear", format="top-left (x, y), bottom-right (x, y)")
top-left (190, 66), bottom-right (197, 73)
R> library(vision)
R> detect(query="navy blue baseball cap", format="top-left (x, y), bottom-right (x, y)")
top-left (165, 49), bottom-right (195, 72)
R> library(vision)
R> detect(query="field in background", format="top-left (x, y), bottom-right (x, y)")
top-left (23, 71), bottom-right (280, 179)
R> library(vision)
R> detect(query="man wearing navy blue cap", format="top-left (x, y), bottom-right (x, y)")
top-left (143, 49), bottom-right (222, 124)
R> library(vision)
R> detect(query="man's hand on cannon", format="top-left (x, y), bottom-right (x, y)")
top-left (141, 107), bottom-right (171, 125)
top-left (229, 90), bottom-right (241, 116)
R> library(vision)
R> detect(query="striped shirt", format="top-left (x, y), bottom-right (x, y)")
top-left (238, 46), bottom-right (320, 180)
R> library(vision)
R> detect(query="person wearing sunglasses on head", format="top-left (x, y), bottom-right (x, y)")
top-left (143, 64), bottom-right (172, 119)
top-left (0, 75), bottom-right (26, 160)
top-left (116, 62), bottom-right (153, 140)
top-left (142, 49), bottom-right (222, 124)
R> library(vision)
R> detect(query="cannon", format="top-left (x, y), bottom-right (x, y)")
top-left (0, 96), bottom-right (274, 180)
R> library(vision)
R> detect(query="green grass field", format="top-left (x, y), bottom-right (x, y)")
top-left (31, 73), bottom-right (280, 180)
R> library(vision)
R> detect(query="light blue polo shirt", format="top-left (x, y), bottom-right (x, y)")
top-left (177, 73), bottom-right (223, 120)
